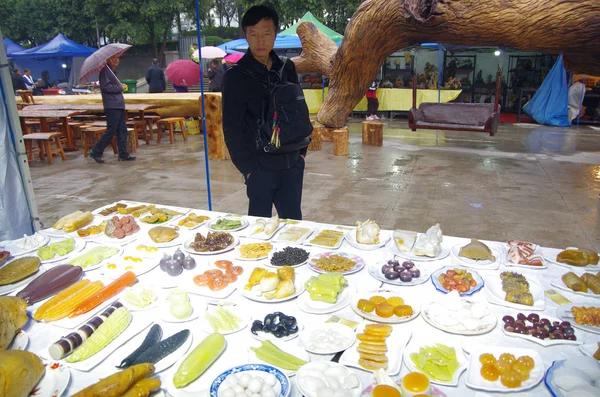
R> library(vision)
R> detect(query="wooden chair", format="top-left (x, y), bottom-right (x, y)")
top-left (67, 122), bottom-right (87, 148)
top-left (156, 117), bottom-right (187, 144)
top-left (82, 127), bottom-right (117, 157)
top-left (23, 133), bottom-right (65, 164)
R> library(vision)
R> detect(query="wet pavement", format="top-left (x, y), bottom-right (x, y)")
top-left (29, 119), bottom-right (600, 251)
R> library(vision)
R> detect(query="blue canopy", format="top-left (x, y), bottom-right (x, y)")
top-left (3, 38), bottom-right (25, 57)
top-left (218, 35), bottom-right (303, 52)
top-left (10, 33), bottom-right (96, 59)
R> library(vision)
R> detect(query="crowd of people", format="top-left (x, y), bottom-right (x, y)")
top-left (11, 68), bottom-right (55, 95)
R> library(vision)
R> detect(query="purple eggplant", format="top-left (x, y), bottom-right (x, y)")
top-left (16, 264), bottom-right (83, 305)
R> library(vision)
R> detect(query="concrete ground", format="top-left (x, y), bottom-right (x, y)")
top-left (28, 119), bottom-right (600, 251)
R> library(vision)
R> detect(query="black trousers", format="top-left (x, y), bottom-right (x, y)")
top-left (367, 97), bottom-right (379, 116)
top-left (91, 108), bottom-right (129, 157)
top-left (245, 157), bottom-right (305, 220)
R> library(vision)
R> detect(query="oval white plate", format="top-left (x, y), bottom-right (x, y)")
top-left (421, 301), bottom-right (497, 336)
top-left (0, 264), bottom-right (46, 296)
top-left (344, 230), bottom-right (391, 251)
top-left (240, 280), bottom-right (305, 304)
top-left (303, 228), bottom-right (345, 250)
top-left (542, 247), bottom-right (600, 270)
top-left (557, 304), bottom-right (600, 335)
top-left (143, 232), bottom-right (184, 249)
top-left (403, 339), bottom-right (467, 386)
top-left (9, 330), bottom-right (28, 350)
top-left (198, 305), bottom-right (250, 335)
top-left (484, 273), bottom-right (546, 311)
top-left (94, 231), bottom-right (141, 247)
top-left (350, 289), bottom-right (420, 324)
top-left (171, 213), bottom-right (211, 230)
top-left (273, 224), bottom-right (314, 244)
top-left (367, 263), bottom-right (434, 287)
top-left (208, 217), bottom-right (249, 232)
top-left (308, 251), bottom-right (365, 275)
top-left (4, 233), bottom-right (50, 256)
top-left (387, 239), bottom-right (450, 262)
top-left (550, 279), bottom-right (600, 299)
top-left (450, 243), bottom-right (504, 270)
top-left (182, 236), bottom-right (238, 256)
top-left (248, 340), bottom-right (310, 376)
top-left (38, 238), bottom-right (86, 264)
top-left (299, 323), bottom-right (356, 355)
top-left (500, 313), bottom-right (581, 347)
top-left (65, 246), bottom-right (123, 271)
top-left (29, 361), bottom-right (70, 397)
top-left (296, 362), bottom-right (361, 397)
top-left (250, 317), bottom-right (303, 342)
top-left (430, 267), bottom-right (485, 297)
top-left (465, 345), bottom-right (544, 392)
top-left (101, 256), bottom-right (159, 279)
top-left (160, 297), bottom-right (203, 323)
top-left (296, 285), bottom-right (352, 314)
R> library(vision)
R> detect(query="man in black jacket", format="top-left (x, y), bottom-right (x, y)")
top-left (88, 55), bottom-right (136, 163)
top-left (11, 68), bottom-right (26, 92)
top-left (222, 5), bottom-right (307, 220)
top-left (145, 58), bottom-right (166, 93)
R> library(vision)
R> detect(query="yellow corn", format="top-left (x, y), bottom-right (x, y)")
top-left (36, 281), bottom-right (104, 322)
top-left (34, 279), bottom-right (90, 321)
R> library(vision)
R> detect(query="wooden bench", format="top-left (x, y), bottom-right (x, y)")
top-left (23, 133), bottom-right (66, 164)
top-left (362, 121), bottom-right (383, 146)
top-left (156, 117), bottom-right (187, 144)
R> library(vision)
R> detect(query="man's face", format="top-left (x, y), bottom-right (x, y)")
top-left (25, 71), bottom-right (31, 76)
top-left (108, 56), bottom-right (120, 68)
top-left (246, 18), bottom-right (276, 59)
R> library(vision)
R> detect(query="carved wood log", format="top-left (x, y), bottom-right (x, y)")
top-left (202, 93), bottom-right (231, 160)
top-left (308, 129), bottom-right (322, 151)
top-left (126, 128), bottom-right (137, 154)
top-left (292, 0), bottom-right (600, 128)
top-left (333, 128), bottom-right (349, 156)
top-left (362, 121), bottom-right (383, 146)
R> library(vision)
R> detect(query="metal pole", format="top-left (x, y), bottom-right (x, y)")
top-left (195, 0), bottom-right (213, 210)
top-left (438, 44), bottom-right (442, 103)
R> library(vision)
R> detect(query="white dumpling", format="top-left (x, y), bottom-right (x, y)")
top-left (325, 366), bottom-right (347, 379)
top-left (260, 389), bottom-right (277, 397)
top-left (238, 373), bottom-right (252, 388)
top-left (344, 373), bottom-right (360, 389)
top-left (222, 388), bottom-right (236, 397)
top-left (231, 385), bottom-right (245, 394)
top-left (247, 378), bottom-right (263, 393)
top-left (301, 375), bottom-right (326, 393)
top-left (263, 373), bottom-right (277, 387)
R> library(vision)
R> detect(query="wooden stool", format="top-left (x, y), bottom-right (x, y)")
top-left (67, 122), bottom-right (86, 148)
top-left (82, 127), bottom-right (117, 157)
top-left (126, 128), bottom-right (137, 153)
top-left (127, 119), bottom-right (147, 146)
top-left (23, 133), bottom-right (65, 164)
top-left (308, 129), bottom-right (322, 151)
top-left (144, 115), bottom-right (160, 142)
top-left (16, 90), bottom-right (35, 104)
top-left (156, 117), bottom-right (187, 144)
top-left (333, 127), bottom-right (349, 156)
top-left (362, 121), bottom-right (383, 146)
top-left (319, 127), bottom-right (334, 142)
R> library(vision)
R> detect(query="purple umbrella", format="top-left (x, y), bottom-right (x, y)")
top-left (79, 43), bottom-right (132, 81)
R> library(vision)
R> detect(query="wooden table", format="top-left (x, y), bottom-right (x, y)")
top-left (18, 110), bottom-right (84, 151)
top-left (22, 104), bottom-right (162, 120)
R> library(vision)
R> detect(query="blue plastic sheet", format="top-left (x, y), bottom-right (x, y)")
top-left (523, 55), bottom-right (570, 126)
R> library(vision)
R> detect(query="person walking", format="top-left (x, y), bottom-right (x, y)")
top-left (222, 5), bottom-right (309, 220)
top-left (88, 55), bottom-right (136, 163)
top-left (189, 43), bottom-right (199, 64)
top-left (207, 59), bottom-right (224, 92)
top-left (22, 69), bottom-right (36, 90)
top-left (366, 80), bottom-right (380, 120)
top-left (12, 68), bottom-right (26, 92)
top-left (145, 58), bottom-right (166, 93)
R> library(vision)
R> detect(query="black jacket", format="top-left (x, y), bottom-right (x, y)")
top-left (207, 66), bottom-right (224, 92)
top-left (100, 65), bottom-right (125, 110)
top-left (222, 50), bottom-right (307, 176)
top-left (146, 65), bottom-right (166, 93)
top-left (12, 73), bottom-right (26, 91)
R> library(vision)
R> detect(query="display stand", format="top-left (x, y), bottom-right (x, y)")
top-left (362, 121), bottom-right (383, 146)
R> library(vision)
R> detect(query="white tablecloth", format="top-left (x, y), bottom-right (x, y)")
top-left (7, 201), bottom-right (599, 397)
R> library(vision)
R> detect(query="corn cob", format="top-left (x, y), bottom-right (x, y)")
top-left (34, 279), bottom-right (90, 321)
top-left (34, 280), bottom-right (104, 322)
top-left (67, 306), bottom-right (132, 362)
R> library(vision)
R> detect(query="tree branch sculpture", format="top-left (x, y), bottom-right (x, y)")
top-left (292, 0), bottom-right (600, 128)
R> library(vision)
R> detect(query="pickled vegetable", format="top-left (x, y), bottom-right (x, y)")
top-left (0, 257), bottom-right (40, 285)
top-left (173, 333), bottom-right (226, 388)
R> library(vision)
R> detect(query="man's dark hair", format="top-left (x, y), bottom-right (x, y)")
top-left (192, 43), bottom-right (198, 46)
top-left (152, 58), bottom-right (159, 65)
top-left (241, 4), bottom-right (279, 34)
top-left (210, 59), bottom-right (219, 67)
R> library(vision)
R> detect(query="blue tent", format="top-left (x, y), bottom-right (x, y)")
top-left (218, 35), bottom-right (303, 52)
top-left (10, 33), bottom-right (96, 59)
top-left (3, 38), bottom-right (25, 57)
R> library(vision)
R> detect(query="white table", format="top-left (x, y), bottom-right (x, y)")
top-left (6, 200), bottom-right (598, 397)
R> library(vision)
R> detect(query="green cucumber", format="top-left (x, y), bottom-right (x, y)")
top-left (118, 323), bottom-right (163, 368)
top-left (132, 329), bottom-right (190, 366)
top-left (173, 333), bottom-right (226, 388)
top-left (250, 340), bottom-right (307, 370)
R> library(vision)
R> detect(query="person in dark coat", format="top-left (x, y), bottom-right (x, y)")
top-left (88, 55), bottom-right (135, 163)
top-left (145, 58), bottom-right (166, 93)
top-left (207, 59), bottom-right (225, 92)
top-left (12, 68), bottom-right (26, 92)
top-left (222, 5), bottom-right (307, 220)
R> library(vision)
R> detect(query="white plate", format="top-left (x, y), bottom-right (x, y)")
top-left (246, 219), bottom-right (286, 240)
top-left (143, 232), bottom-right (185, 249)
top-left (208, 217), bottom-right (249, 232)
top-left (0, 264), bottom-right (46, 296)
top-left (350, 289), bottom-right (420, 324)
top-left (296, 285), bottom-right (353, 314)
top-left (387, 239), bottom-right (450, 262)
top-left (234, 242), bottom-right (274, 261)
top-left (430, 267), bottom-right (485, 297)
top-left (48, 315), bottom-right (153, 371)
top-left (112, 330), bottom-right (194, 373)
top-left (273, 224), bottom-right (314, 244)
top-left (557, 304), bottom-right (600, 335)
top-left (542, 247), bottom-right (600, 271)
top-left (8, 330), bottom-right (28, 350)
top-left (182, 236), bottom-right (239, 256)
top-left (465, 345), bottom-right (545, 392)
top-left (340, 325), bottom-right (412, 376)
top-left (299, 323), bottom-right (356, 355)
top-left (211, 364), bottom-right (290, 397)
top-left (138, 208), bottom-right (189, 225)
top-left (241, 281), bottom-right (305, 303)
top-left (172, 212), bottom-right (211, 230)
top-left (3, 233), bottom-right (50, 256)
top-left (404, 339), bottom-right (468, 386)
top-left (579, 342), bottom-right (600, 358)
top-left (248, 340), bottom-right (310, 376)
top-left (250, 316), bottom-right (303, 342)
top-left (40, 228), bottom-right (74, 239)
top-left (550, 279), bottom-right (600, 299)
top-left (160, 296), bottom-right (204, 323)
top-left (296, 362), bottom-right (362, 397)
top-left (368, 263), bottom-right (434, 287)
top-left (484, 273), bottom-right (546, 311)
top-left (92, 201), bottom-right (127, 217)
top-left (421, 300), bottom-right (497, 335)
top-left (94, 232), bottom-right (141, 247)
top-left (344, 230), bottom-right (391, 251)
top-left (121, 287), bottom-right (164, 311)
top-left (29, 361), bottom-right (70, 397)
top-left (100, 256), bottom-right (159, 278)
top-left (303, 228), bottom-right (346, 250)
top-left (39, 299), bottom-right (117, 330)
top-left (450, 243), bottom-right (504, 270)
top-left (500, 314), bottom-right (581, 347)
top-left (308, 251), bottom-right (365, 275)
top-left (38, 238), bottom-right (86, 264)
top-left (65, 245), bottom-right (123, 271)
top-left (198, 305), bottom-right (250, 335)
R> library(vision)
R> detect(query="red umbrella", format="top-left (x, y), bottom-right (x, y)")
top-left (165, 60), bottom-right (202, 86)
top-left (80, 43), bottom-right (131, 81)
top-left (224, 53), bottom-right (244, 63)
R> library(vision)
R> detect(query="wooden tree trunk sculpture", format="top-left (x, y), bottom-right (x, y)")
top-left (292, 0), bottom-right (600, 128)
